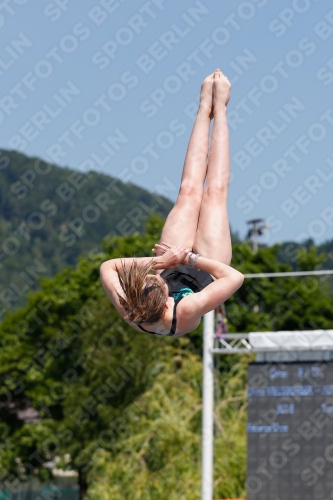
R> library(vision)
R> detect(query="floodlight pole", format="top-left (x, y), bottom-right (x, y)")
top-left (202, 310), bottom-right (214, 500)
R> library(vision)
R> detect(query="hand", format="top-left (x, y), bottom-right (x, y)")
top-left (152, 242), bottom-right (191, 270)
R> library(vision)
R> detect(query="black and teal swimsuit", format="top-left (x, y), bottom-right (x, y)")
top-left (137, 264), bottom-right (214, 336)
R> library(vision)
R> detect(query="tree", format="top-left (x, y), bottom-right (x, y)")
top-left (1, 216), bottom-right (333, 499)
top-left (226, 242), bottom-right (333, 333)
top-left (0, 215), bottom-right (183, 498)
top-left (0, 150), bottom-right (173, 312)
top-left (86, 349), bottom-right (248, 500)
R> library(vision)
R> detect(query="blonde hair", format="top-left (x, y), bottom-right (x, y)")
top-left (115, 259), bottom-right (168, 324)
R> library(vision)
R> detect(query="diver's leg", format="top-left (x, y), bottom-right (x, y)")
top-left (193, 70), bottom-right (232, 265)
top-left (158, 72), bottom-right (215, 249)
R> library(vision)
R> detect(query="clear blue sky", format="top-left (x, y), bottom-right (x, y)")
top-left (2, 0), bottom-right (333, 245)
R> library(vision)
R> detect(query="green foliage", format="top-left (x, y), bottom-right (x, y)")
top-left (0, 150), bottom-right (173, 312)
top-left (86, 349), bottom-right (248, 500)
top-left (276, 238), bottom-right (333, 274)
top-left (227, 243), bottom-right (333, 333)
top-left (1, 213), bottom-right (333, 498)
top-left (296, 245), bottom-right (326, 271)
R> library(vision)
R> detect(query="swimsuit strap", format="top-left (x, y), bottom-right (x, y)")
top-left (137, 323), bottom-right (152, 334)
top-left (137, 266), bottom-right (212, 336)
top-left (137, 297), bottom-right (180, 336)
top-left (169, 298), bottom-right (178, 335)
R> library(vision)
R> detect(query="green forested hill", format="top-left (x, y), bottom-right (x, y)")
top-left (0, 150), bottom-right (173, 313)
top-left (2, 149), bottom-right (333, 315)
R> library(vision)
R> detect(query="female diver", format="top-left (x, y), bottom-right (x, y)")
top-left (100, 69), bottom-right (244, 337)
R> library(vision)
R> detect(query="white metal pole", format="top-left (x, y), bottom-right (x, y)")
top-left (202, 310), bottom-right (215, 500)
top-left (243, 269), bottom-right (333, 278)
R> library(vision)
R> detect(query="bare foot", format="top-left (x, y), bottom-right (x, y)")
top-left (199, 72), bottom-right (214, 119)
top-left (212, 69), bottom-right (231, 114)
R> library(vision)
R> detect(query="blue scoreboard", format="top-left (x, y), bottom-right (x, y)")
top-left (247, 362), bottom-right (333, 500)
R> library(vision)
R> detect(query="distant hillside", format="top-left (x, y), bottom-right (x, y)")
top-left (277, 240), bottom-right (333, 270)
top-left (2, 149), bottom-right (332, 315)
top-left (0, 150), bottom-right (173, 313)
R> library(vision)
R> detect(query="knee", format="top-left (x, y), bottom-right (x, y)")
top-left (178, 181), bottom-right (203, 205)
top-left (203, 184), bottom-right (228, 200)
